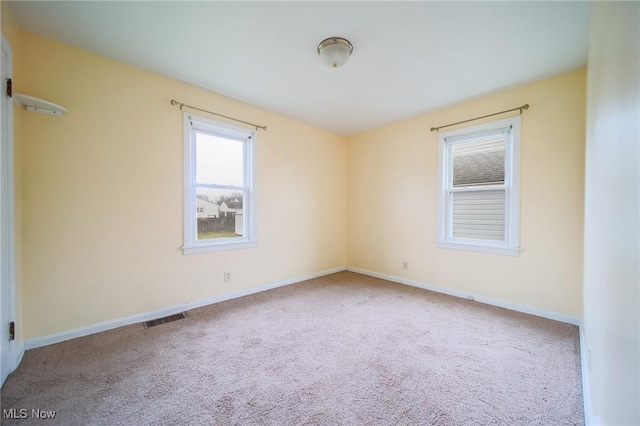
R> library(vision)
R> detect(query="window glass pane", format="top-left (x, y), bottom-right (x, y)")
top-left (451, 189), bottom-right (505, 241)
top-left (452, 137), bottom-right (505, 187)
top-left (196, 188), bottom-right (245, 240)
top-left (196, 131), bottom-right (243, 186)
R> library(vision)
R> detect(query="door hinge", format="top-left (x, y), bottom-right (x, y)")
top-left (6, 78), bottom-right (12, 98)
top-left (8, 321), bottom-right (15, 341)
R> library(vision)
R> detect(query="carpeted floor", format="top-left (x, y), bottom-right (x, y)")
top-left (0, 272), bottom-right (584, 425)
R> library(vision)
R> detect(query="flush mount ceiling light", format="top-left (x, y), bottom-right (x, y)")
top-left (317, 37), bottom-right (353, 68)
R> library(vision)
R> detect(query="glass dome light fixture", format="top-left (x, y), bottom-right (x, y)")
top-left (317, 37), bottom-right (353, 68)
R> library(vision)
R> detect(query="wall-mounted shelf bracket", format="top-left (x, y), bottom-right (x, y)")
top-left (13, 93), bottom-right (68, 116)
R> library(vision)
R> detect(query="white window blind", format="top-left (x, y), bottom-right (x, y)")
top-left (452, 137), bottom-right (505, 187)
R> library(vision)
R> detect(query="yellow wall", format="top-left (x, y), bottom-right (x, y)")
top-left (17, 31), bottom-right (346, 339)
top-left (1, 1), bottom-right (24, 346)
top-left (6, 11), bottom-right (586, 341)
top-left (347, 70), bottom-right (586, 316)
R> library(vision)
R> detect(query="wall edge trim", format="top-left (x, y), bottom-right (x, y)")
top-left (345, 266), bottom-right (581, 325)
top-left (579, 322), bottom-right (594, 425)
top-left (24, 266), bottom-right (346, 350)
top-left (11, 341), bottom-right (24, 372)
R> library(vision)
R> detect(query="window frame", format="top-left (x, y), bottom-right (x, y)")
top-left (183, 112), bottom-right (257, 254)
top-left (437, 116), bottom-right (521, 256)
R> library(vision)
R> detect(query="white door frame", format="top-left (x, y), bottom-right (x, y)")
top-left (1, 34), bottom-right (17, 387)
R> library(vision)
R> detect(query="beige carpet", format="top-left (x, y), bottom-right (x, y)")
top-left (0, 272), bottom-right (584, 425)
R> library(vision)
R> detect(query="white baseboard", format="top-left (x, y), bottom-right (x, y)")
top-left (11, 341), bottom-right (24, 371)
top-left (25, 266), bottom-right (346, 350)
top-left (2, 340), bottom-right (26, 385)
top-left (579, 323), bottom-right (594, 426)
top-left (346, 266), bottom-right (581, 325)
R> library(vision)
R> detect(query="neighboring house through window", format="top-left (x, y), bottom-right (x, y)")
top-left (437, 116), bottom-right (521, 255)
top-left (183, 113), bottom-right (256, 254)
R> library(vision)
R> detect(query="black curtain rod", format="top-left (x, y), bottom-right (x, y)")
top-left (430, 104), bottom-right (529, 132)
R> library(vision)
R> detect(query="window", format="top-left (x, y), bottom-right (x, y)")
top-left (437, 116), bottom-right (520, 255)
top-left (183, 113), bottom-right (256, 254)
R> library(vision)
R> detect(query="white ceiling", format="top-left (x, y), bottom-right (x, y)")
top-left (8, 1), bottom-right (591, 136)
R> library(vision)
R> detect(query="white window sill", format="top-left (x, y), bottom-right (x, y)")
top-left (437, 241), bottom-right (520, 256)
top-left (183, 240), bottom-right (257, 254)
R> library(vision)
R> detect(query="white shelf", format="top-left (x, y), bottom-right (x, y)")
top-left (13, 93), bottom-right (68, 116)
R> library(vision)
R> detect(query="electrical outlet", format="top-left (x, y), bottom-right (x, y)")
top-left (224, 271), bottom-right (231, 282)
top-left (402, 261), bottom-right (409, 271)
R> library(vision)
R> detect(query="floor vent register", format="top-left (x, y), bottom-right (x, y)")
top-left (143, 312), bottom-right (188, 328)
